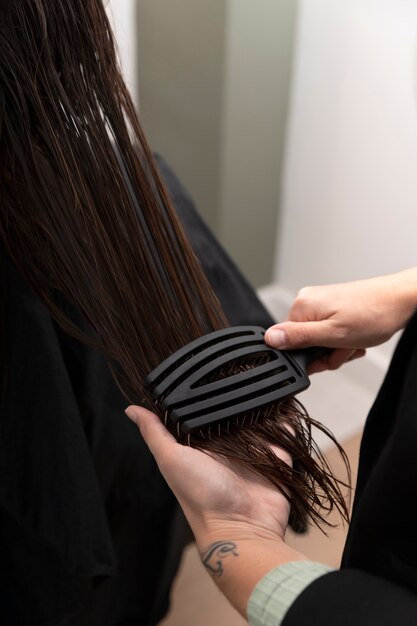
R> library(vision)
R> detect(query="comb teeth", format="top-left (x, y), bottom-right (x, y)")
top-left (145, 326), bottom-right (310, 437)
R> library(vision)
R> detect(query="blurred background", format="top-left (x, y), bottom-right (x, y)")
top-left (106, 2), bottom-right (417, 624)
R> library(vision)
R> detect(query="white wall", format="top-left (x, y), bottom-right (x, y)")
top-left (275, 0), bottom-right (417, 293)
top-left (259, 0), bottom-right (417, 401)
top-left (106, 0), bottom-right (139, 105)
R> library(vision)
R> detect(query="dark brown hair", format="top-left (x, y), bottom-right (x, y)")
top-left (0, 0), bottom-right (350, 531)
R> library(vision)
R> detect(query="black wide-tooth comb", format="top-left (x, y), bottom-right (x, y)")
top-left (145, 325), bottom-right (329, 437)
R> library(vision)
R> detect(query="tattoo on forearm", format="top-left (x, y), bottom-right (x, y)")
top-left (201, 541), bottom-right (239, 577)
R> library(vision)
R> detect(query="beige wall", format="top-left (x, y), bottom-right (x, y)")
top-left (219, 0), bottom-right (297, 285)
top-left (137, 1), bottom-right (297, 286)
top-left (137, 0), bottom-right (227, 232)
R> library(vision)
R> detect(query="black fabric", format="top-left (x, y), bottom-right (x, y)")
top-left (0, 156), bottom-right (274, 626)
top-left (155, 155), bottom-right (274, 328)
top-left (341, 310), bottom-right (417, 587)
top-left (282, 310), bottom-right (417, 625)
top-left (282, 568), bottom-right (417, 626)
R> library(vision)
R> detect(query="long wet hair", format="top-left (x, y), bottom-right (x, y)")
top-left (0, 0), bottom-right (350, 531)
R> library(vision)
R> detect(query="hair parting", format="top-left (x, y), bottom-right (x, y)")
top-left (0, 0), bottom-right (350, 532)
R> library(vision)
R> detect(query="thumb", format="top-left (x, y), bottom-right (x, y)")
top-left (265, 320), bottom-right (338, 350)
top-left (125, 405), bottom-right (176, 460)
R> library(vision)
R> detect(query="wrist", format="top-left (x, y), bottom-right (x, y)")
top-left (192, 516), bottom-right (287, 553)
top-left (196, 528), bottom-right (307, 620)
top-left (395, 267), bottom-right (417, 324)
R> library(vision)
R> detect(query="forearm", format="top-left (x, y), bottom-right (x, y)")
top-left (393, 267), bottom-right (417, 325)
top-left (197, 528), bottom-right (306, 619)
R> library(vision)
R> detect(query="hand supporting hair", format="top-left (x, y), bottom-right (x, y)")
top-left (126, 267), bottom-right (417, 620)
top-left (125, 405), bottom-right (306, 618)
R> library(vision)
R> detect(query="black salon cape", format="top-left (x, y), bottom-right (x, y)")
top-left (0, 156), bottom-right (275, 626)
top-left (281, 310), bottom-right (417, 625)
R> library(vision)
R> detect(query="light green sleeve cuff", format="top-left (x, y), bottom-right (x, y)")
top-left (247, 560), bottom-right (335, 626)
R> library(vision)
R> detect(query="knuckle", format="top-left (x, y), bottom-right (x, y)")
top-left (295, 286), bottom-right (312, 304)
top-left (298, 285), bottom-right (313, 297)
top-left (290, 286), bottom-right (316, 321)
top-left (290, 287), bottom-right (309, 321)
top-left (331, 322), bottom-right (349, 341)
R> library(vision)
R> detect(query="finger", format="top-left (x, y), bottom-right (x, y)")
top-left (347, 348), bottom-right (366, 361)
top-left (307, 360), bottom-right (330, 375)
top-left (324, 347), bottom-right (366, 371)
top-left (265, 321), bottom-right (342, 350)
top-left (326, 348), bottom-right (356, 370)
top-left (307, 348), bottom-right (366, 374)
top-left (307, 349), bottom-right (352, 374)
top-left (125, 405), bottom-right (177, 461)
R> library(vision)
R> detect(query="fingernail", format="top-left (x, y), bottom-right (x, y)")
top-left (266, 329), bottom-right (286, 348)
top-left (125, 407), bottom-right (137, 422)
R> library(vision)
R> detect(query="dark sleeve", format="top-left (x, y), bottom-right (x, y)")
top-left (282, 569), bottom-right (417, 626)
top-left (155, 154), bottom-right (275, 328)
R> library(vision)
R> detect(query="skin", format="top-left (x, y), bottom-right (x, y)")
top-left (125, 406), bottom-right (306, 618)
top-left (126, 268), bottom-right (417, 620)
top-left (265, 268), bottom-right (417, 373)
